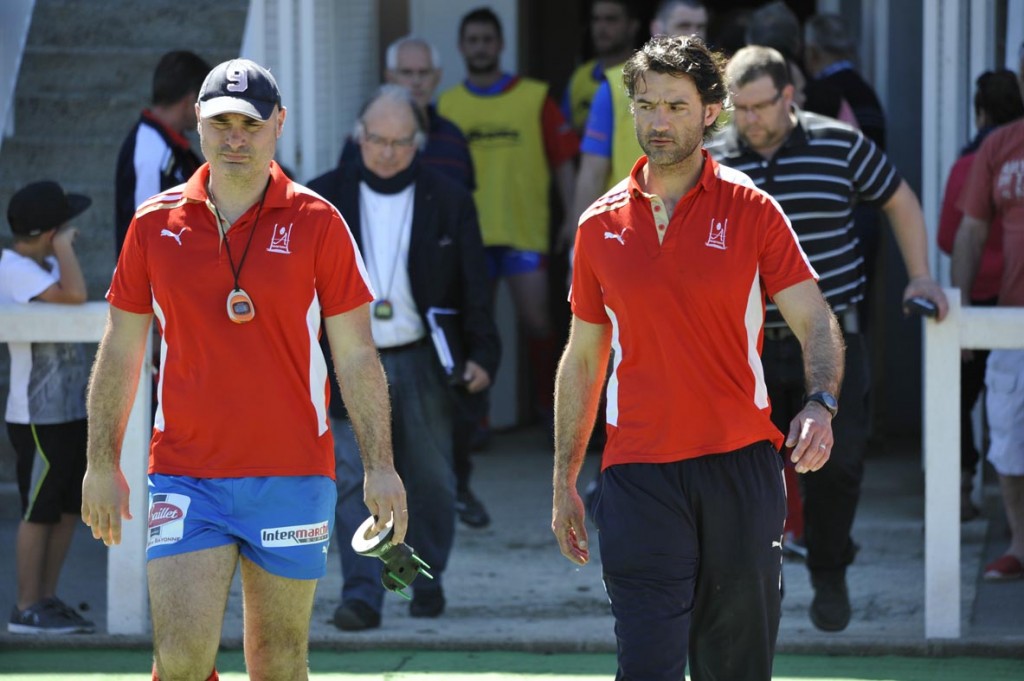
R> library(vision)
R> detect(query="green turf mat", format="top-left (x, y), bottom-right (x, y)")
top-left (0, 649), bottom-right (1021, 679)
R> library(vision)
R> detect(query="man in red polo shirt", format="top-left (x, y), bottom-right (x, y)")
top-left (82, 59), bottom-right (406, 681)
top-left (552, 37), bottom-right (845, 681)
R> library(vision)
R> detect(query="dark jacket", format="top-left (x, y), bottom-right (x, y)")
top-left (114, 110), bottom-right (201, 256)
top-left (805, 66), bottom-right (887, 149)
top-left (307, 158), bottom-right (500, 419)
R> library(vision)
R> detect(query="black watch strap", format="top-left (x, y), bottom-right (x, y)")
top-left (804, 391), bottom-right (838, 418)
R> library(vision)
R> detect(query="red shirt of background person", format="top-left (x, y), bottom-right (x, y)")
top-left (938, 70), bottom-right (1024, 302)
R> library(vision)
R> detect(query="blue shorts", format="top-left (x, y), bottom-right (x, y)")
top-left (485, 246), bottom-right (547, 279)
top-left (146, 474), bottom-right (336, 580)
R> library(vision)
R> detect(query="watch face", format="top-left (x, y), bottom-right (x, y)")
top-left (809, 392), bottom-right (838, 415)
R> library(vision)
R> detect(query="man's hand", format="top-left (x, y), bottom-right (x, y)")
top-left (363, 468), bottom-right (408, 544)
top-left (462, 360), bottom-right (491, 393)
top-left (552, 486), bottom-right (590, 565)
top-left (81, 465), bottom-right (132, 546)
top-left (902, 275), bottom-right (949, 321)
top-left (786, 402), bottom-right (834, 474)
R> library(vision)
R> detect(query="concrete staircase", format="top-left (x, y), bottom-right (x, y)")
top-left (0, 0), bottom-right (249, 478)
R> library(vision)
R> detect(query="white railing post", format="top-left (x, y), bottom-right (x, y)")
top-left (922, 288), bottom-right (1024, 639)
top-left (106, 336), bottom-right (151, 635)
top-left (923, 290), bottom-right (962, 638)
top-left (0, 301), bottom-right (151, 635)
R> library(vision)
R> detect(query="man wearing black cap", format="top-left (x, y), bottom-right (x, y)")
top-left (2, 181), bottom-right (95, 635)
top-left (81, 59), bottom-right (406, 681)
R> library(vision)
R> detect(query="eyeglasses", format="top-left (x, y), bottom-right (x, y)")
top-left (394, 68), bottom-right (436, 81)
top-left (363, 132), bottom-right (418, 150)
top-left (733, 91), bottom-right (783, 117)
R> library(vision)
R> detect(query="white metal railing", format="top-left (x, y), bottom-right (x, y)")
top-left (923, 288), bottom-right (1024, 638)
top-left (0, 0), bottom-right (35, 145)
top-left (0, 301), bottom-right (151, 635)
top-left (3, 291), bottom-right (1022, 638)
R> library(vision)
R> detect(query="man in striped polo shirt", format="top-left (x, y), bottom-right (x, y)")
top-left (707, 45), bottom-right (948, 633)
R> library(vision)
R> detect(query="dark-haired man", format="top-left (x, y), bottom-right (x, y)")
top-left (439, 7), bottom-right (578, 432)
top-left (114, 50), bottom-right (210, 255)
top-left (553, 35), bottom-right (843, 681)
top-left (564, 0), bottom-right (709, 251)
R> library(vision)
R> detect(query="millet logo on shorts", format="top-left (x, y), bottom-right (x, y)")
top-left (150, 502), bottom-right (183, 527)
top-left (261, 521), bottom-right (330, 547)
top-left (147, 493), bottom-right (191, 549)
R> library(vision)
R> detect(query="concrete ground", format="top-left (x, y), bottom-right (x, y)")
top-left (1, 427), bottom-right (1022, 658)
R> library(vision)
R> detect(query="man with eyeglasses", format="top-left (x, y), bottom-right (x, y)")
top-left (308, 85), bottom-right (500, 632)
top-left (337, 36), bottom-right (475, 192)
top-left (334, 35), bottom-right (493, 531)
top-left (707, 45), bottom-right (947, 633)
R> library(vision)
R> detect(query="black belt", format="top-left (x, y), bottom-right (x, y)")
top-left (377, 338), bottom-right (428, 354)
top-left (763, 309), bottom-right (859, 342)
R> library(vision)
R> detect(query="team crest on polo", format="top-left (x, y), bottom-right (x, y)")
top-left (147, 492), bottom-right (191, 548)
top-left (706, 218), bottom-right (727, 250)
top-left (268, 223), bottom-right (293, 254)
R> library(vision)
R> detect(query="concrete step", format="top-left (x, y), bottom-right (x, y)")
top-left (0, 137), bottom-right (124, 185)
top-left (12, 91), bottom-right (139, 138)
top-left (27, 0), bottom-right (249, 51)
top-left (19, 45), bottom-right (240, 99)
top-left (0, 0), bottom-right (248, 311)
top-left (0, 482), bottom-right (19, 520)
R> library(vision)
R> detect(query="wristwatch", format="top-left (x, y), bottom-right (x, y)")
top-left (804, 391), bottom-right (839, 418)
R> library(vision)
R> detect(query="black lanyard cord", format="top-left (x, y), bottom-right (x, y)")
top-left (210, 179), bottom-right (270, 291)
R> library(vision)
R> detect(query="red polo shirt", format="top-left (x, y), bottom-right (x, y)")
top-left (109, 161), bottom-right (373, 479)
top-left (571, 152), bottom-right (816, 468)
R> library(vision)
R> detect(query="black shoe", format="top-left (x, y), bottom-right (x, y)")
top-left (782, 532), bottom-right (807, 560)
top-left (409, 589), bottom-right (445, 618)
top-left (43, 598), bottom-right (95, 633)
top-left (456, 489), bottom-right (491, 528)
top-left (809, 572), bottom-right (851, 632)
top-left (333, 600), bottom-right (380, 631)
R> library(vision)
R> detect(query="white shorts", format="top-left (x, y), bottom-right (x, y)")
top-left (985, 349), bottom-right (1024, 476)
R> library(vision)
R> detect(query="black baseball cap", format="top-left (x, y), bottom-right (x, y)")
top-left (198, 58), bottom-right (282, 121)
top-left (7, 181), bottom-right (91, 237)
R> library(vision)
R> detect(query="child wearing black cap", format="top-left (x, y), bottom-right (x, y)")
top-left (1, 180), bottom-right (95, 634)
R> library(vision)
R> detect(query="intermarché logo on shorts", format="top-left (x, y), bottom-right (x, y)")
top-left (261, 521), bottom-right (330, 547)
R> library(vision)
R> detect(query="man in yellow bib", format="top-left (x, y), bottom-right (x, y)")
top-left (562, 0), bottom-right (708, 252)
top-left (439, 7), bottom-right (578, 428)
top-left (562, 1), bottom-right (640, 135)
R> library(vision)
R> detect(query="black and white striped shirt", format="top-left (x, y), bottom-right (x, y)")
top-left (706, 109), bottom-right (901, 326)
